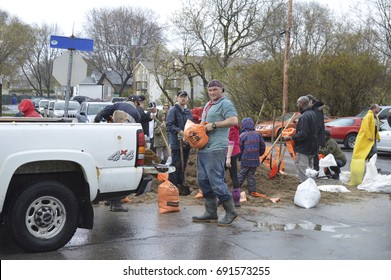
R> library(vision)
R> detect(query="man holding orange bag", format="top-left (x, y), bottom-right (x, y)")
top-left (192, 80), bottom-right (239, 227)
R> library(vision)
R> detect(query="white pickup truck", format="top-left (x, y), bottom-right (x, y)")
top-left (0, 117), bottom-right (171, 252)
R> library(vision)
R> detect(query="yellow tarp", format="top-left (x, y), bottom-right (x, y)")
top-left (348, 110), bottom-right (380, 185)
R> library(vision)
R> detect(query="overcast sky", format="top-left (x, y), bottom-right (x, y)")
top-left (1, 0), bottom-right (358, 36)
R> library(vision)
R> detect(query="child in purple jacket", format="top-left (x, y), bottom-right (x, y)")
top-left (238, 117), bottom-right (266, 196)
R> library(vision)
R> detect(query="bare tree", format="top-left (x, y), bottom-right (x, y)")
top-left (172, 0), bottom-right (283, 91)
top-left (359, 0), bottom-right (391, 61)
top-left (83, 6), bottom-right (163, 96)
top-left (149, 43), bottom-right (180, 105)
top-left (290, 1), bottom-right (337, 57)
top-left (18, 24), bottom-right (60, 97)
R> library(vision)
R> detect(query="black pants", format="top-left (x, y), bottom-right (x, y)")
top-left (325, 159), bottom-right (346, 175)
top-left (225, 154), bottom-right (240, 189)
top-left (313, 146), bottom-right (321, 171)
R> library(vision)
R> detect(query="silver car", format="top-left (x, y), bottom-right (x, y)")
top-left (378, 122), bottom-right (391, 153)
top-left (38, 99), bottom-right (50, 116)
top-left (76, 101), bottom-right (113, 123)
top-left (49, 100), bottom-right (80, 118)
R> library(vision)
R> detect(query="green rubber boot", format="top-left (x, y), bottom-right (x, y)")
top-left (192, 197), bottom-right (218, 223)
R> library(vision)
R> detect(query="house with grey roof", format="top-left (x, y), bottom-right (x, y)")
top-left (73, 69), bottom-right (132, 101)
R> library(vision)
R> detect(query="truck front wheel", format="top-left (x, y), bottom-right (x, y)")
top-left (6, 181), bottom-right (79, 252)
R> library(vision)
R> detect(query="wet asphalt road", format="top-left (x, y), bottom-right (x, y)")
top-left (1, 193), bottom-right (390, 260)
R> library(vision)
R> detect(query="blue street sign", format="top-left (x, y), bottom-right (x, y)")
top-left (50, 35), bottom-right (94, 51)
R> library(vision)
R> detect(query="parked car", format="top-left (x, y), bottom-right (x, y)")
top-left (38, 99), bottom-right (50, 116)
top-left (70, 95), bottom-right (90, 104)
top-left (256, 112), bottom-right (334, 139)
top-left (325, 117), bottom-right (362, 149)
top-left (31, 97), bottom-right (45, 108)
top-left (49, 100), bottom-right (80, 118)
top-left (76, 101), bottom-right (113, 123)
top-left (110, 97), bottom-right (127, 103)
top-left (356, 105), bottom-right (391, 124)
top-left (377, 122), bottom-right (391, 153)
top-left (47, 100), bottom-right (57, 116)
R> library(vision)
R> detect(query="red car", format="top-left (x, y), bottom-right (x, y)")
top-left (256, 112), bottom-right (334, 139)
top-left (325, 117), bottom-right (362, 149)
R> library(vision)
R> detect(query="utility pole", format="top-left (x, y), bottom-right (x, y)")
top-left (132, 46), bottom-right (136, 94)
top-left (131, 37), bottom-right (138, 95)
top-left (283, 0), bottom-right (293, 114)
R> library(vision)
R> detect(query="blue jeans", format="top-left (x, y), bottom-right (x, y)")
top-left (197, 149), bottom-right (231, 202)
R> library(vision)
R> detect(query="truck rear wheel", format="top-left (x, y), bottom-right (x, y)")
top-left (6, 181), bottom-right (79, 252)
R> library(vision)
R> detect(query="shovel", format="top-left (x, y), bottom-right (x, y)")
top-left (269, 109), bottom-right (276, 170)
top-left (251, 192), bottom-right (281, 203)
top-left (157, 121), bottom-right (172, 166)
top-left (255, 98), bottom-right (267, 125)
top-left (269, 146), bottom-right (286, 179)
top-left (261, 112), bottom-right (297, 164)
top-left (179, 138), bottom-right (185, 173)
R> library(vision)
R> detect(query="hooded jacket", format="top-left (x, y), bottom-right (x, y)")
top-left (18, 99), bottom-right (42, 118)
top-left (292, 108), bottom-right (317, 155)
top-left (311, 100), bottom-right (326, 147)
top-left (239, 117), bottom-right (266, 167)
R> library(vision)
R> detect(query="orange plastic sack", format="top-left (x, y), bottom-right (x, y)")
top-left (281, 127), bottom-right (295, 138)
top-left (157, 173), bottom-right (168, 181)
top-left (282, 128), bottom-right (296, 160)
top-left (158, 180), bottom-right (180, 214)
top-left (184, 119), bottom-right (209, 149)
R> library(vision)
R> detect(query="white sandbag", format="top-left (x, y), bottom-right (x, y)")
top-left (317, 185), bottom-right (351, 193)
top-left (294, 178), bottom-right (321, 209)
top-left (305, 168), bottom-right (318, 179)
top-left (319, 154), bottom-right (337, 167)
top-left (339, 171), bottom-right (351, 184)
top-left (362, 154), bottom-right (378, 183)
top-left (357, 174), bottom-right (391, 193)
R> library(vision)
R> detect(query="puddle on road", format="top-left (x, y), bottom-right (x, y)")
top-left (254, 220), bottom-right (349, 232)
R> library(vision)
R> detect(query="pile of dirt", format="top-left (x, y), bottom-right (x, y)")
top-left (130, 151), bottom-right (377, 208)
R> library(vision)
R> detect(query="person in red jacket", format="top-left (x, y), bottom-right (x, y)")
top-left (226, 125), bottom-right (241, 207)
top-left (191, 107), bottom-right (203, 124)
top-left (18, 99), bottom-right (42, 118)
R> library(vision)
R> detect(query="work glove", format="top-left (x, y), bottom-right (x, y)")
top-left (177, 130), bottom-right (184, 139)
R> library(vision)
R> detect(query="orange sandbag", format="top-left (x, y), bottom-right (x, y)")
top-left (281, 127), bottom-right (295, 138)
top-left (184, 120), bottom-right (209, 149)
top-left (282, 127), bottom-right (296, 160)
top-left (158, 180), bottom-right (180, 214)
top-left (157, 173), bottom-right (168, 181)
top-left (285, 140), bottom-right (295, 160)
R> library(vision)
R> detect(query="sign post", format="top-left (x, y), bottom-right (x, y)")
top-left (50, 35), bottom-right (93, 117)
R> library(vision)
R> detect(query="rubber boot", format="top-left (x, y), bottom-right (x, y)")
top-left (218, 198), bottom-right (238, 227)
top-left (192, 197), bottom-right (218, 223)
top-left (110, 199), bottom-right (129, 212)
top-left (231, 189), bottom-right (241, 208)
